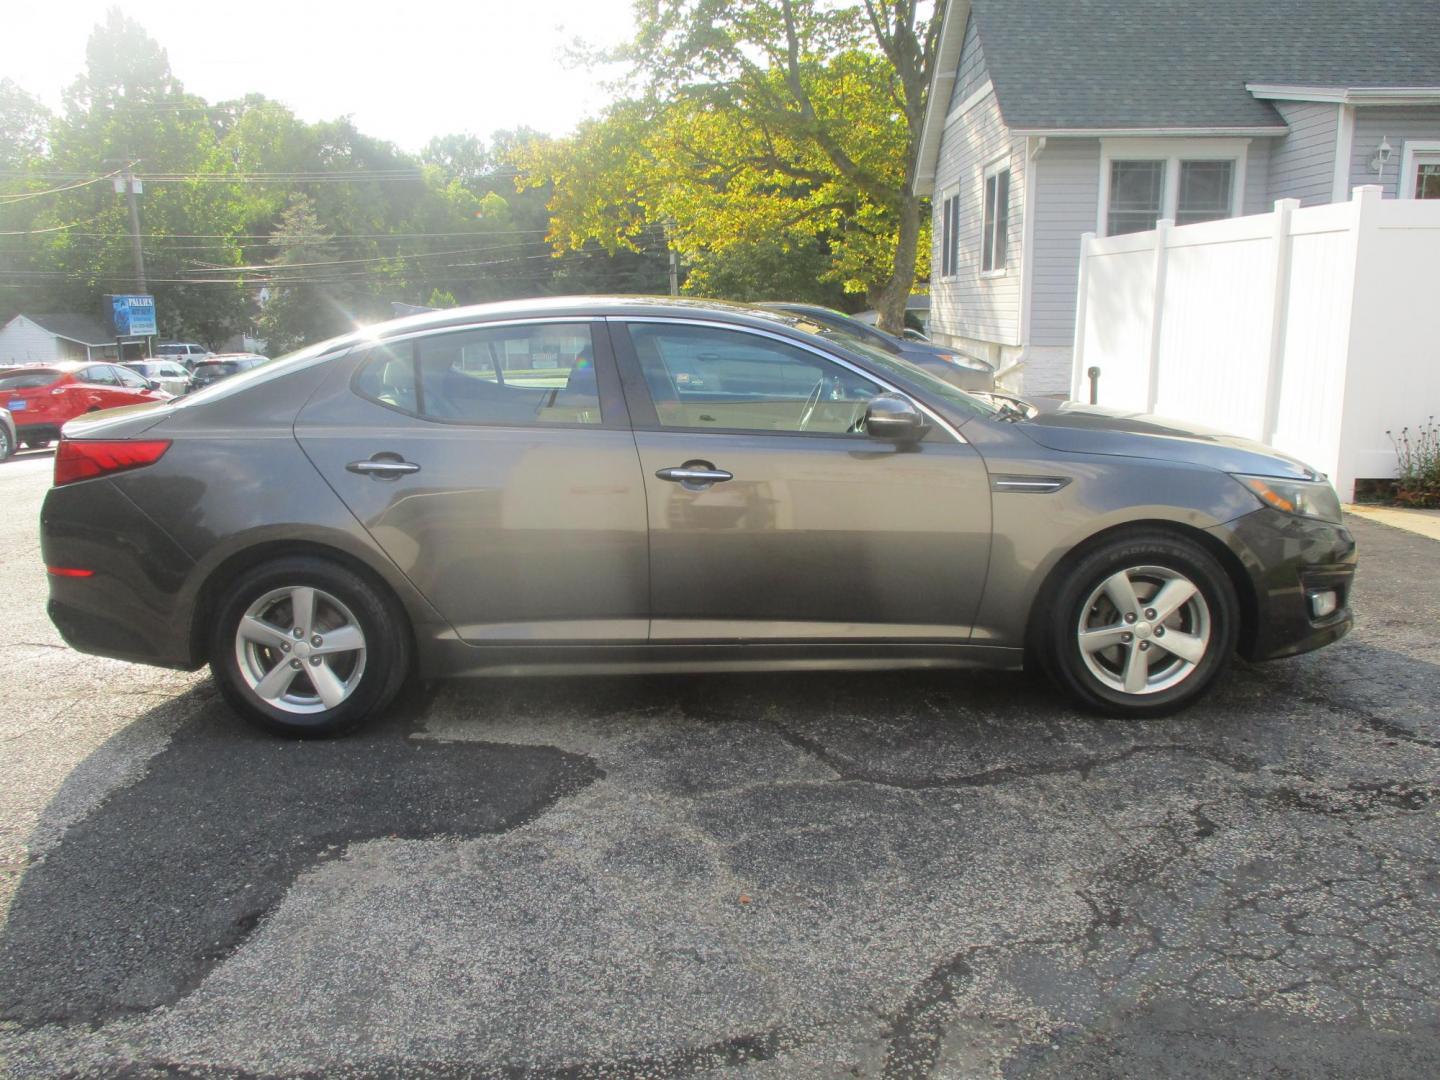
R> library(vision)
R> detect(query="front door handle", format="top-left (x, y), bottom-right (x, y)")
top-left (656, 463), bottom-right (733, 488)
top-left (347, 457), bottom-right (420, 478)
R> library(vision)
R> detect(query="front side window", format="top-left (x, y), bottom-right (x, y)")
top-left (79, 365), bottom-right (118, 386)
top-left (112, 365), bottom-right (149, 389)
top-left (1176, 160), bottom-right (1234, 225)
top-left (982, 166), bottom-right (1010, 271)
top-left (1107, 159), bottom-right (1165, 235)
top-left (355, 323), bottom-right (601, 426)
top-left (627, 323), bottom-right (879, 435)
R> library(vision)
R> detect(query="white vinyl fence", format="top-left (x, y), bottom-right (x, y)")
top-left (1072, 185), bottom-right (1440, 500)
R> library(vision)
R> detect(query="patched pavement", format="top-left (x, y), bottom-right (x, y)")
top-left (1, 452), bottom-right (1437, 1077)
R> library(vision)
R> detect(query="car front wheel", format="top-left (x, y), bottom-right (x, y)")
top-left (210, 556), bottom-right (411, 737)
top-left (1043, 532), bottom-right (1239, 718)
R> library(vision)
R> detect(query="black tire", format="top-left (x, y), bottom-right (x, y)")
top-left (22, 437), bottom-right (51, 450)
top-left (0, 426), bottom-right (12, 460)
top-left (1043, 531), bottom-right (1239, 718)
top-left (209, 555), bottom-right (411, 737)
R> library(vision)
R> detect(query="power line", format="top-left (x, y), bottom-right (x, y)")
top-left (0, 168), bottom-right (124, 204)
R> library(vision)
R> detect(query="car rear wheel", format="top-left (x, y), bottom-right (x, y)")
top-left (1043, 532), bottom-right (1238, 718)
top-left (210, 556), bottom-right (410, 737)
top-left (22, 437), bottom-right (51, 450)
top-left (0, 426), bottom-right (12, 460)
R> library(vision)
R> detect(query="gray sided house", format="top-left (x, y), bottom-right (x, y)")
top-left (913, 0), bottom-right (1440, 396)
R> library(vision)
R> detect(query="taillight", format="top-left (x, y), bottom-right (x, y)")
top-left (54, 439), bottom-right (171, 486)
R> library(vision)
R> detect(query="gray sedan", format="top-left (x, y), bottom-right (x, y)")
top-left (39, 297), bottom-right (1355, 736)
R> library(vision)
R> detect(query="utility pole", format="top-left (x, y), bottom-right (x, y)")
top-left (106, 158), bottom-right (147, 293)
top-left (122, 167), bottom-right (146, 294)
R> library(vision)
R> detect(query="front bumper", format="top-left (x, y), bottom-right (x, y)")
top-left (1209, 507), bottom-right (1357, 662)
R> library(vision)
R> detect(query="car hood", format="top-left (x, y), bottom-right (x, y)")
top-left (1015, 402), bottom-right (1319, 480)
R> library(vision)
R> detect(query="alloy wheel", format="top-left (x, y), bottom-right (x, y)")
top-left (233, 585), bottom-right (367, 714)
top-left (1076, 564), bottom-right (1211, 695)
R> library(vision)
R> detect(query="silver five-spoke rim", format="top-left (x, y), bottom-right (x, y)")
top-left (1077, 565), bottom-right (1211, 696)
top-left (234, 586), bottom-right (367, 715)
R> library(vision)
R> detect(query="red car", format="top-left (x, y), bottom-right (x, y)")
top-left (0, 362), bottom-right (172, 448)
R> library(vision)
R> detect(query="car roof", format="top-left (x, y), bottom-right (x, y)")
top-left (1, 360), bottom-right (89, 374)
top-left (345, 295), bottom-right (828, 351)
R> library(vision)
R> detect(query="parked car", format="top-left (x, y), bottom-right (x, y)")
top-left (0, 406), bottom-right (15, 460)
top-left (154, 342), bottom-right (211, 368)
top-left (125, 359), bottom-right (193, 398)
top-left (760, 302), bottom-right (994, 390)
top-left (189, 353), bottom-right (270, 390)
top-left (0, 362), bottom-right (171, 448)
top-left (40, 297), bottom-right (1355, 738)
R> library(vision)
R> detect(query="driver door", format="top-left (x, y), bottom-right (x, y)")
top-left (611, 319), bottom-right (993, 643)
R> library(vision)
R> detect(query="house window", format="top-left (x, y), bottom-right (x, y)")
top-left (982, 164), bottom-right (1009, 273)
top-left (1100, 139), bottom-right (1247, 236)
top-left (1418, 164), bottom-right (1440, 199)
top-left (1176, 160), bottom-right (1235, 225)
top-left (1400, 142), bottom-right (1440, 199)
top-left (939, 190), bottom-right (960, 276)
top-left (1107, 160), bottom-right (1165, 235)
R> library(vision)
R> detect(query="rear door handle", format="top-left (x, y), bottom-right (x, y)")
top-left (656, 464), bottom-right (733, 488)
top-left (347, 457), bottom-right (420, 478)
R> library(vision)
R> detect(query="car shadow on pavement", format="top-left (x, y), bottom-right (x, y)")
top-left (0, 680), bottom-right (602, 1026)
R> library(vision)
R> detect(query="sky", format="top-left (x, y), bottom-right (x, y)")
top-left (5, 0), bottom-right (639, 152)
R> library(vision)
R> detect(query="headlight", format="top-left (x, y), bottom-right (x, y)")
top-left (1233, 474), bottom-right (1342, 524)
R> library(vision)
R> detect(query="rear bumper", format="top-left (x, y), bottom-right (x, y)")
top-left (41, 477), bottom-right (201, 669)
top-left (1210, 508), bottom-right (1357, 662)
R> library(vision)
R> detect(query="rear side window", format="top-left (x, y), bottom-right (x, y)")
top-left (0, 369), bottom-right (60, 391)
top-left (354, 323), bottom-right (601, 426)
top-left (353, 342), bottom-right (417, 412)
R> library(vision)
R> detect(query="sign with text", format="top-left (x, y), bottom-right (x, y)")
top-left (109, 294), bottom-right (157, 337)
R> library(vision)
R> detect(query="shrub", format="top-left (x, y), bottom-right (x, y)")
top-left (1387, 417), bottom-right (1440, 508)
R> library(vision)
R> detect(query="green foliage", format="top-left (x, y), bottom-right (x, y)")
top-left (1388, 417), bottom-right (1440, 507)
top-left (0, 18), bottom-right (668, 348)
top-left (517, 0), bottom-right (942, 329)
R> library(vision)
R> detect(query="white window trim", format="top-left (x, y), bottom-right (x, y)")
top-left (936, 185), bottom-right (961, 280)
top-left (1096, 138), bottom-right (1249, 235)
top-left (1399, 140), bottom-right (1440, 198)
top-left (980, 155), bottom-right (1011, 279)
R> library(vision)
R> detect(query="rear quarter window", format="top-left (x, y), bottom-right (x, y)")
top-left (0, 370), bottom-right (61, 391)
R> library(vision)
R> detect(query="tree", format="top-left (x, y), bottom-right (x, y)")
top-left (257, 193), bottom-right (349, 353)
top-left (0, 79), bottom-right (50, 171)
top-left (519, 0), bottom-right (944, 331)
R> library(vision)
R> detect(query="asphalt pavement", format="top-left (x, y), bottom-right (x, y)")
top-left (1, 448), bottom-right (1437, 1077)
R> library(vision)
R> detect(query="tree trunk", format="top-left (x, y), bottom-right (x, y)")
top-left (873, 193), bottom-right (922, 335)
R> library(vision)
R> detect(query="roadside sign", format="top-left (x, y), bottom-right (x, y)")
top-left (109, 294), bottom-right (157, 337)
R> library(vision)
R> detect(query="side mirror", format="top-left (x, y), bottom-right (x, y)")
top-left (145, 378), bottom-right (160, 391)
top-left (864, 393), bottom-right (930, 443)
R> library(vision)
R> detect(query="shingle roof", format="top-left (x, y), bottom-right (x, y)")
top-left (21, 313), bottom-right (115, 346)
top-left (972, 0), bottom-right (1440, 131)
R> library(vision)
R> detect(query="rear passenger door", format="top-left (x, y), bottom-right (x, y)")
top-left (296, 319), bottom-right (650, 644)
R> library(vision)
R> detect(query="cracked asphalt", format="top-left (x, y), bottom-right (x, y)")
top-left (1, 449), bottom-right (1438, 1077)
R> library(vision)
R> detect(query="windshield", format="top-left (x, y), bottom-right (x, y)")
top-left (802, 327), bottom-right (1000, 420)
